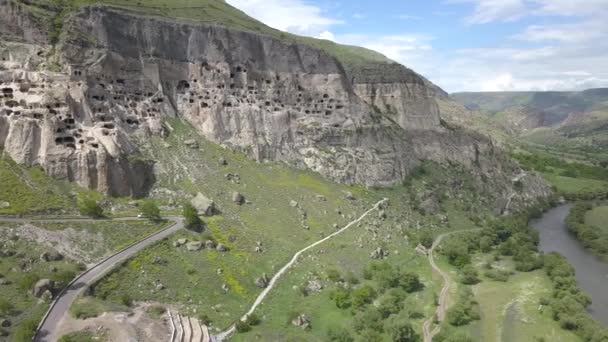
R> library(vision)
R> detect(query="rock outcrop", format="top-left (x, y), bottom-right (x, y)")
top-left (0, 2), bottom-right (550, 208)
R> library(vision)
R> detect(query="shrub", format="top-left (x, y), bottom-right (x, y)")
top-left (79, 198), bottom-right (103, 218)
top-left (147, 305), bottom-right (165, 318)
top-left (351, 285), bottom-right (377, 308)
top-left (326, 269), bottom-right (342, 282)
top-left (245, 313), bottom-right (261, 326)
top-left (182, 203), bottom-right (203, 232)
top-left (0, 298), bottom-right (13, 315)
top-left (460, 265), bottom-right (480, 285)
top-left (18, 273), bottom-right (40, 291)
top-left (326, 326), bottom-right (354, 342)
top-left (12, 319), bottom-right (37, 342)
top-left (120, 294), bottom-right (133, 307)
top-left (141, 200), bottom-right (161, 221)
top-left (235, 320), bottom-right (251, 333)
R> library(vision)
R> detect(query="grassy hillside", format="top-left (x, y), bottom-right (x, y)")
top-left (16, 0), bottom-right (393, 68)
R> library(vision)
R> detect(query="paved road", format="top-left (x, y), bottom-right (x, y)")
top-left (214, 199), bottom-right (388, 341)
top-left (422, 229), bottom-right (481, 342)
top-left (0, 215), bottom-right (185, 342)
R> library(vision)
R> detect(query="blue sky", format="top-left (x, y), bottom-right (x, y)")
top-left (227, 0), bottom-right (608, 93)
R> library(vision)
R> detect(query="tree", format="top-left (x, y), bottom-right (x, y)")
top-left (326, 327), bottom-right (354, 342)
top-left (141, 200), bottom-right (160, 221)
top-left (419, 229), bottom-right (434, 248)
top-left (79, 198), bottom-right (103, 218)
top-left (385, 314), bottom-right (419, 342)
top-left (400, 271), bottom-right (423, 292)
top-left (331, 288), bottom-right (351, 309)
top-left (460, 265), bottom-right (480, 285)
top-left (351, 285), bottom-right (377, 309)
top-left (183, 203), bottom-right (203, 232)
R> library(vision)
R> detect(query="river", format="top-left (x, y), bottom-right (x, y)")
top-left (530, 204), bottom-right (608, 326)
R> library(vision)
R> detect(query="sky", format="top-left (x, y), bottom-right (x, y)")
top-left (226, 0), bottom-right (608, 93)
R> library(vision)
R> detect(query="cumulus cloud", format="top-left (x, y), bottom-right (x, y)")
top-left (226, 0), bottom-right (342, 36)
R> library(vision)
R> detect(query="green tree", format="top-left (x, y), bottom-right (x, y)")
top-left (331, 288), bottom-right (351, 309)
top-left (326, 326), bottom-right (354, 342)
top-left (141, 200), bottom-right (161, 221)
top-left (79, 198), bottom-right (103, 218)
top-left (400, 271), bottom-right (423, 292)
top-left (419, 229), bottom-right (434, 248)
top-left (385, 314), bottom-right (419, 342)
top-left (351, 285), bottom-right (377, 308)
top-left (460, 265), bottom-right (480, 285)
top-left (182, 203), bottom-right (203, 232)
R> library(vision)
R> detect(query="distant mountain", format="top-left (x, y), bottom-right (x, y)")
top-left (450, 88), bottom-right (608, 160)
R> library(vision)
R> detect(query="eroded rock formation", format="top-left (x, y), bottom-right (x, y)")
top-left (0, 3), bottom-right (551, 207)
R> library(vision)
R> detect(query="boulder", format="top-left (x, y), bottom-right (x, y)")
top-left (205, 240), bottom-right (217, 249)
top-left (370, 247), bottom-right (389, 259)
top-left (216, 243), bottom-right (228, 252)
top-left (184, 139), bottom-right (198, 148)
top-left (306, 280), bottom-right (323, 293)
top-left (255, 273), bottom-right (270, 288)
top-left (232, 192), bottom-right (244, 205)
top-left (191, 193), bottom-right (219, 216)
top-left (420, 197), bottom-right (439, 215)
top-left (0, 278), bottom-right (11, 286)
top-left (40, 251), bottom-right (63, 262)
top-left (218, 157), bottom-right (228, 166)
top-left (0, 201), bottom-right (9, 209)
top-left (344, 191), bottom-right (355, 200)
top-left (0, 319), bottom-right (10, 328)
top-left (173, 238), bottom-right (188, 247)
top-left (291, 314), bottom-right (311, 329)
top-left (315, 195), bottom-right (327, 201)
top-left (186, 241), bottom-right (203, 251)
top-left (32, 279), bottom-right (54, 298)
top-left (155, 283), bottom-right (165, 291)
top-left (289, 200), bottom-right (299, 208)
top-left (40, 289), bottom-right (53, 302)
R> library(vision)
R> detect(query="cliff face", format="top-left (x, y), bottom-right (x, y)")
top-left (0, 3), bottom-right (550, 206)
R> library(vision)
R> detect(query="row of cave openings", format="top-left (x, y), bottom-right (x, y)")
top-left (175, 64), bottom-right (346, 117)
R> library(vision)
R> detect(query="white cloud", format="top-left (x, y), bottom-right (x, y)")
top-left (226, 0), bottom-right (342, 36)
top-left (533, 0), bottom-right (608, 16)
top-left (447, 0), bottom-right (528, 24)
top-left (516, 19), bottom-right (606, 43)
top-left (318, 30), bottom-right (336, 41)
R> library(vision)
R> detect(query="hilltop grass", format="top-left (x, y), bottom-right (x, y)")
top-left (17, 0), bottom-right (392, 68)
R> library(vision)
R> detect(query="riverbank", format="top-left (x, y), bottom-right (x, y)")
top-left (531, 205), bottom-right (608, 326)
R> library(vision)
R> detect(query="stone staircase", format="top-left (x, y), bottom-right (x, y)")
top-left (168, 310), bottom-right (210, 342)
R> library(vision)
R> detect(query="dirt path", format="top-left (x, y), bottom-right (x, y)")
top-left (214, 198), bottom-right (388, 341)
top-left (0, 215), bottom-right (184, 342)
top-left (422, 229), bottom-right (481, 342)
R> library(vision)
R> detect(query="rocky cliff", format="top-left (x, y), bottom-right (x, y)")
top-left (0, 1), bottom-right (550, 207)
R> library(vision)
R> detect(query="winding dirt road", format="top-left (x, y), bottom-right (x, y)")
top-left (0, 215), bottom-right (183, 342)
top-left (422, 229), bottom-right (481, 342)
top-left (214, 198), bottom-right (388, 341)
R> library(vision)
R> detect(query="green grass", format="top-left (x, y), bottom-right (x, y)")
top-left (0, 219), bottom-right (170, 263)
top-left (0, 151), bottom-right (76, 215)
top-left (433, 252), bottom-right (579, 342)
top-left (468, 255), bottom-right (579, 342)
top-left (58, 330), bottom-right (98, 342)
top-left (70, 296), bottom-right (128, 319)
top-left (585, 205), bottom-right (608, 230)
top-left (84, 119), bottom-right (501, 336)
top-left (0, 232), bottom-right (80, 340)
top-left (542, 173), bottom-right (608, 194)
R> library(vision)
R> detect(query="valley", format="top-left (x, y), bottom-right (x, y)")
top-left (0, 0), bottom-right (607, 342)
